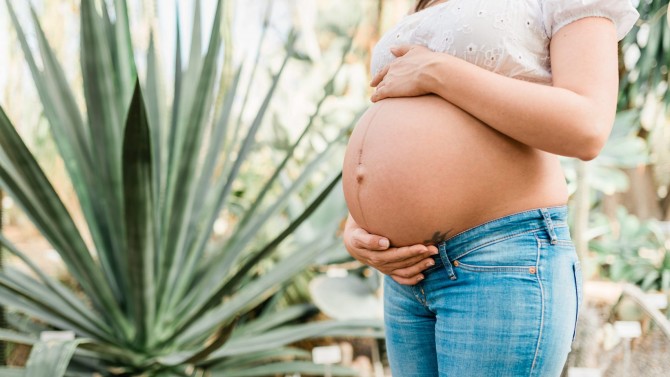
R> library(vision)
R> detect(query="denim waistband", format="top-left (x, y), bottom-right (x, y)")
top-left (434, 205), bottom-right (568, 263)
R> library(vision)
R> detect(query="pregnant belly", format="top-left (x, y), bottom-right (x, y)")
top-left (342, 94), bottom-right (568, 247)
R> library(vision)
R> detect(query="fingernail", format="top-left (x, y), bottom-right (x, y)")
top-left (426, 260), bottom-right (435, 267)
top-left (379, 239), bottom-right (389, 248)
top-left (417, 275), bottom-right (424, 282)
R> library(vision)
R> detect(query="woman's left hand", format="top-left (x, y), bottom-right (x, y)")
top-left (370, 44), bottom-right (437, 102)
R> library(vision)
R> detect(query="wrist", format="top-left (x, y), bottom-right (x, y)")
top-left (421, 52), bottom-right (452, 94)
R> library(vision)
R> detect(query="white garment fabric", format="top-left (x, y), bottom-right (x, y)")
top-left (370, 0), bottom-right (640, 84)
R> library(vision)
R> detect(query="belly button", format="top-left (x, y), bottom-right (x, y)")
top-left (355, 164), bottom-right (366, 184)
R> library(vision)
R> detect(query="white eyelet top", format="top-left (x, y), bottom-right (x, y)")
top-left (370, 0), bottom-right (639, 85)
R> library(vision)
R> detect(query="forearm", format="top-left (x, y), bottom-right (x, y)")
top-left (422, 53), bottom-right (615, 161)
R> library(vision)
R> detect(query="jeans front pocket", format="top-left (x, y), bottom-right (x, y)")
top-left (451, 230), bottom-right (541, 273)
top-left (572, 261), bottom-right (583, 341)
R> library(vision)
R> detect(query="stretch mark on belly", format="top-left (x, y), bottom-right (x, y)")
top-left (354, 103), bottom-right (385, 230)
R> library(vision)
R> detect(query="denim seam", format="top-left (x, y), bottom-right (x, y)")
top-left (442, 205), bottom-right (568, 243)
top-left (572, 262), bottom-right (583, 342)
top-left (452, 228), bottom-right (543, 261)
top-left (540, 207), bottom-right (558, 244)
top-left (537, 239), bottom-right (574, 246)
top-left (454, 263), bottom-right (532, 273)
top-left (530, 233), bottom-right (545, 376)
top-left (411, 284), bottom-right (427, 307)
top-left (437, 242), bottom-right (458, 280)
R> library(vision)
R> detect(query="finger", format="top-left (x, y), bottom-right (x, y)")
top-left (390, 44), bottom-right (412, 57)
top-left (377, 244), bottom-right (437, 270)
top-left (381, 254), bottom-right (436, 272)
top-left (395, 243), bottom-right (438, 258)
top-left (371, 86), bottom-right (386, 102)
top-left (391, 273), bottom-right (424, 286)
top-left (390, 259), bottom-right (436, 279)
top-left (368, 244), bottom-right (434, 267)
top-left (370, 65), bottom-right (390, 87)
top-left (352, 227), bottom-right (390, 250)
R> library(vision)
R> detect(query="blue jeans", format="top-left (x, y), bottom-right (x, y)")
top-left (383, 205), bottom-right (582, 377)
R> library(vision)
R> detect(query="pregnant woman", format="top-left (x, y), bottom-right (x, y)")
top-left (341, 0), bottom-right (639, 375)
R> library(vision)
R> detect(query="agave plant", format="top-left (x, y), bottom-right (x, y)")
top-left (0, 0), bottom-right (381, 375)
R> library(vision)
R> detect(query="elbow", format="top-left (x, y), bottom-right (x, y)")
top-left (576, 147), bottom-right (600, 162)
top-left (574, 124), bottom-right (608, 161)
top-left (575, 137), bottom-right (603, 161)
top-left (569, 100), bottom-right (616, 161)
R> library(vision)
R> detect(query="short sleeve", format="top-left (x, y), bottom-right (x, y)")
top-left (542, 0), bottom-right (640, 41)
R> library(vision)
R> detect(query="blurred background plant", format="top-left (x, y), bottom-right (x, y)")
top-left (2, 0), bottom-right (670, 376)
top-left (0, 0), bottom-right (385, 375)
top-left (559, 0), bottom-right (670, 293)
top-left (589, 206), bottom-right (670, 291)
top-left (554, 0), bottom-right (670, 374)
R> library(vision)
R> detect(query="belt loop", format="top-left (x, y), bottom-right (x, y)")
top-left (437, 241), bottom-right (458, 280)
top-left (540, 207), bottom-right (558, 244)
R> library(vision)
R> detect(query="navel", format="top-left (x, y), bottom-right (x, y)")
top-left (355, 163), bottom-right (365, 183)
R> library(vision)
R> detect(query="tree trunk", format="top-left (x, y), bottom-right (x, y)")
top-left (620, 166), bottom-right (663, 221)
top-left (572, 160), bottom-right (590, 262)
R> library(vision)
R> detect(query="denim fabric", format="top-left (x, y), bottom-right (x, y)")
top-left (383, 205), bottom-right (582, 377)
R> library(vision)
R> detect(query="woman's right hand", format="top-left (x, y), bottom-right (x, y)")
top-left (343, 213), bottom-right (440, 285)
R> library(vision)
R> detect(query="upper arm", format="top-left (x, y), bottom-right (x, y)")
top-left (549, 17), bottom-right (620, 127)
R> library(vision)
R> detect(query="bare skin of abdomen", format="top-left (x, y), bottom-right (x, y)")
top-left (342, 94), bottom-right (569, 247)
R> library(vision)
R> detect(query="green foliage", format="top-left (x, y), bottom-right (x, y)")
top-left (617, 0), bottom-right (670, 192)
top-left (562, 109), bottom-right (649, 196)
top-left (568, 0), bottom-right (670, 293)
top-left (590, 206), bottom-right (670, 291)
top-left (0, 0), bottom-right (381, 374)
top-left (619, 0), bottom-right (670, 112)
